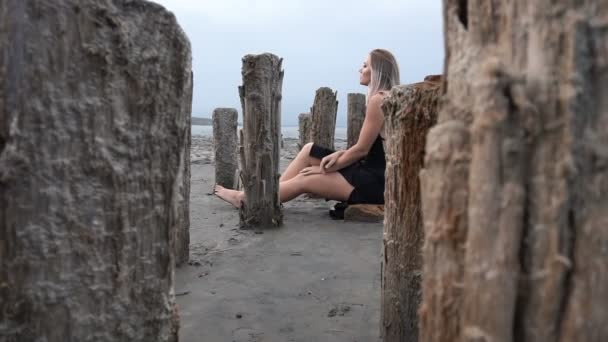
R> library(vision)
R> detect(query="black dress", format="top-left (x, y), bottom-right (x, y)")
top-left (309, 136), bottom-right (385, 204)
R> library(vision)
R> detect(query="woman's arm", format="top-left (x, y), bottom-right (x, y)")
top-left (321, 94), bottom-right (385, 173)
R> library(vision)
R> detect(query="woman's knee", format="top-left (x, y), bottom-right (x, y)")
top-left (300, 142), bottom-right (314, 157)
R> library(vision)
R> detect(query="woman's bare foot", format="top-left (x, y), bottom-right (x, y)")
top-left (214, 185), bottom-right (245, 209)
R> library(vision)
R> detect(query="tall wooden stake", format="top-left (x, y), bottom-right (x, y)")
top-left (347, 93), bottom-right (366, 148)
top-left (238, 53), bottom-right (283, 228)
top-left (310, 87), bottom-right (338, 150)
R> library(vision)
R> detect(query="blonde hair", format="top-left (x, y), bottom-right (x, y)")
top-left (367, 49), bottom-right (400, 99)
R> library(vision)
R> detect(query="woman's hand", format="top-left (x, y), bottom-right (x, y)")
top-left (320, 151), bottom-right (344, 173)
top-left (299, 166), bottom-right (322, 176)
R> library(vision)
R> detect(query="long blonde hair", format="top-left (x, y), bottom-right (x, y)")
top-left (367, 49), bottom-right (400, 99)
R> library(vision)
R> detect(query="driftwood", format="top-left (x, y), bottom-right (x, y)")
top-left (238, 53), bottom-right (283, 228)
top-left (344, 204), bottom-right (384, 223)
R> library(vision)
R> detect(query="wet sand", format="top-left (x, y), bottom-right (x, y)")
top-left (176, 135), bottom-right (382, 341)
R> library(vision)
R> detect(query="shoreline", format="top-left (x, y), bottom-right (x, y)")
top-left (191, 134), bottom-right (347, 165)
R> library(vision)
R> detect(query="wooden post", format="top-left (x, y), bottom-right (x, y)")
top-left (347, 93), bottom-right (366, 148)
top-left (0, 0), bottom-right (191, 340)
top-left (310, 87), bottom-right (338, 150)
top-left (298, 112), bottom-right (312, 150)
top-left (381, 80), bottom-right (441, 342)
top-left (238, 53), bottom-right (283, 228)
top-left (213, 108), bottom-right (238, 189)
top-left (419, 1), bottom-right (608, 341)
top-left (174, 71), bottom-right (194, 267)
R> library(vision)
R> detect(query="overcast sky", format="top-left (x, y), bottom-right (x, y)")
top-left (150, 0), bottom-right (444, 126)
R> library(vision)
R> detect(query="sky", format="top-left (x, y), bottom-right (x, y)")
top-left (150, 0), bottom-right (444, 126)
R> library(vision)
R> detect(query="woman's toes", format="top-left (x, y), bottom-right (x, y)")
top-left (214, 186), bottom-right (243, 209)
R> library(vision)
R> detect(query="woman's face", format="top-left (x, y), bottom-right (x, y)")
top-left (359, 55), bottom-right (372, 86)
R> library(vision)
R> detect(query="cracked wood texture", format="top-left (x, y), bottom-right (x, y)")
top-left (213, 107), bottom-right (238, 189)
top-left (347, 93), bottom-right (366, 149)
top-left (0, 0), bottom-right (192, 341)
top-left (381, 80), bottom-right (441, 342)
top-left (238, 53), bottom-right (283, 228)
top-left (310, 87), bottom-right (338, 150)
top-left (298, 112), bottom-right (311, 150)
top-left (419, 1), bottom-right (608, 342)
top-left (175, 70), bottom-right (193, 267)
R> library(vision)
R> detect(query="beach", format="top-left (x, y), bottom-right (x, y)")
top-left (177, 127), bottom-right (382, 341)
top-left (190, 126), bottom-right (348, 165)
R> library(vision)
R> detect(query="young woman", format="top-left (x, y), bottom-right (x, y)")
top-left (215, 49), bottom-right (400, 208)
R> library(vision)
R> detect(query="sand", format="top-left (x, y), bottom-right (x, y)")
top-left (176, 135), bottom-right (382, 341)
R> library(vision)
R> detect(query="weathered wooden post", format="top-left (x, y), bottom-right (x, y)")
top-left (381, 79), bottom-right (441, 342)
top-left (310, 87), bottom-right (338, 150)
top-left (213, 108), bottom-right (238, 189)
top-left (298, 112), bottom-right (312, 150)
top-left (347, 93), bottom-right (366, 148)
top-left (174, 71), bottom-right (194, 267)
top-left (0, 0), bottom-right (191, 340)
top-left (419, 1), bottom-right (608, 341)
top-left (238, 53), bottom-right (283, 228)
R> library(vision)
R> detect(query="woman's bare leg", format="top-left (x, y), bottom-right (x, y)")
top-left (280, 142), bottom-right (321, 182)
top-left (279, 172), bottom-right (353, 202)
top-left (215, 172), bottom-right (353, 208)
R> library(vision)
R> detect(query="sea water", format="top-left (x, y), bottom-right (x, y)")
top-left (192, 125), bottom-right (347, 140)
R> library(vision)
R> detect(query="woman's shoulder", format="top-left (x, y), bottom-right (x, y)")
top-left (369, 92), bottom-right (387, 106)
